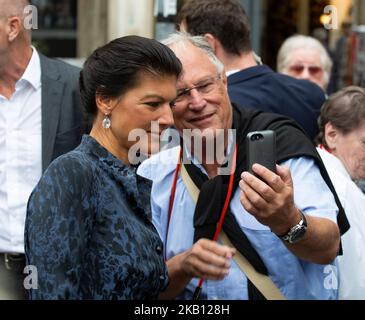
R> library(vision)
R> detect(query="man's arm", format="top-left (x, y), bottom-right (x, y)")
top-left (239, 163), bottom-right (340, 265)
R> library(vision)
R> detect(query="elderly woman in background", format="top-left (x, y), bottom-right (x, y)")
top-left (316, 86), bottom-right (365, 300)
top-left (24, 36), bottom-right (183, 300)
top-left (277, 35), bottom-right (333, 91)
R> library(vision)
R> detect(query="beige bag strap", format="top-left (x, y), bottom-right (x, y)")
top-left (180, 164), bottom-right (286, 300)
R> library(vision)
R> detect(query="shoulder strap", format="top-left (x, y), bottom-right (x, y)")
top-left (181, 164), bottom-right (286, 300)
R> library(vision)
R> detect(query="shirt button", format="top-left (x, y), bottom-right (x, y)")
top-left (156, 245), bottom-right (163, 254)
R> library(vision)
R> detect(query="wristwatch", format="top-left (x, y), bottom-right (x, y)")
top-left (278, 210), bottom-right (308, 244)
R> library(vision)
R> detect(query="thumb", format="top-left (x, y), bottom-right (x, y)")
top-left (276, 164), bottom-right (293, 187)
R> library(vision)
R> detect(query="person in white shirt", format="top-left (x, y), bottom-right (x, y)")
top-left (138, 32), bottom-right (347, 300)
top-left (316, 86), bottom-right (365, 299)
top-left (0, 0), bottom-right (83, 299)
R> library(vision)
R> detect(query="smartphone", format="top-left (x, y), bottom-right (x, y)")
top-left (246, 130), bottom-right (277, 176)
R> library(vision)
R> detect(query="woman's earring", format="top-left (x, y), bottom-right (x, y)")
top-left (102, 113), bottom-right (111, 129)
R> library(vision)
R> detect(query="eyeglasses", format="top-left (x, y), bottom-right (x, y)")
top-left (288, 65), bottom-right (323, 76)
top-left (174, 75), bottom-right (222, 105)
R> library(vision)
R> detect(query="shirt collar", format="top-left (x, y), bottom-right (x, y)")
top-left (227, 64), bottom-right (273, 84)
top-left (226, 69), bottom-right (241, 77)
top-left (226, 52), bottom-right (263, 78)
top-left (317, 147), bottom-right (351, 180)
top-left (18, 46), bottom-right (41, 90)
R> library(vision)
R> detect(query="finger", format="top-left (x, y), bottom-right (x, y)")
top-left (198, 239), bottom-right (236, 258)
top-left (241, 172), bottom-right (276, 202)
top-left (252, 164), bottom-right (284, 192)
top-left (188, 258), bottom-right (230, 280)
top-left (240, 190), bottom-right (260, 216)
top-left (191, 245), bottom-right (232, 269)
top-left (224, 250), bottom-right (235, 260)
top-left (239, 178), bottom-right (269, 211)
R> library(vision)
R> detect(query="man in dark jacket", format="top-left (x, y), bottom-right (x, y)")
top-left (0, 0), bottom-right (84, 299)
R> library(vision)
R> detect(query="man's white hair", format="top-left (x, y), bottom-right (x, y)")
top-left (162, 31), bottom-right (225, 74)
top-left (277, 34), bottom-right (333, 89)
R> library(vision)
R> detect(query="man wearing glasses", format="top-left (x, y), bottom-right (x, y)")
top-left (138, 32), bottom-right (348, 300)
top-left (176, 0), bottom-right (326, 141)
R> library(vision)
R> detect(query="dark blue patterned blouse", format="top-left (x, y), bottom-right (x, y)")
top-left (25, 135), bottom-right (168, 300)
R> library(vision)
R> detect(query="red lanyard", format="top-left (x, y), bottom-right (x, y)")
top-left (164, 147), bottom-right (183, 257)
top-left (165, 145), bottom-right (238, 283)
top-left (319, 144), bottom-right (332, 154)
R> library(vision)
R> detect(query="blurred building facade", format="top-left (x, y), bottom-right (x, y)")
top-left (31, 0), bottom-right (362, 81)
top-left (31, 0), bottom-right (353, 58)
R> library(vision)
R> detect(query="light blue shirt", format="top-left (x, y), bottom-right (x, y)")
top-left (138, 147), bottom-right (339, 300)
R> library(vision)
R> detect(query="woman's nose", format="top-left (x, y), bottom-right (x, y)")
top-left (158, 102), bottom-right (174, 127)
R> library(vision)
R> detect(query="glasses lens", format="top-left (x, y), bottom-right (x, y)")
top-left (289, 65), bottom-right (305, 74)
top-left (175, 76), bottom-right (220, 105)
top-left (196, 80), bottom-right (216, 94)
top-left (289, 65), bottom-right (323, 76)
top-left (175, 90), bottom-right (188, 103)
top-left (308, 66), bottom-right (323, 75)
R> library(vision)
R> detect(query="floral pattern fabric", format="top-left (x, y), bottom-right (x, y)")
top-left (25, 135), bottom-right (168, 300)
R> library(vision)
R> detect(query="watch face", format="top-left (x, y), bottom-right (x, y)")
top-left (289, 226), bottom-right (307, 244)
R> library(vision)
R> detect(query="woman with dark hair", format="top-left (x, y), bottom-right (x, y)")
top-left (316, 86), bottom-right (365, 299)
top-left (24, 36), bottom-right (182, 300)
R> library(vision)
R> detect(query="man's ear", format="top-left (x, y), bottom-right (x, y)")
top-left (324, 122), bottom-right (339, 150)
top-left (204, 33), bottom-right (227, 65)
top-left (203, 33), bottom-right (218, 53)
top-left (178, 19), bottom-right (187, 32)
top-left (7, 17), bottom-right (22, 42)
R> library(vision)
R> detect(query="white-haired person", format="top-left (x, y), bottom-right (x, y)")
top-left (277, 35), bottom-right (333, 91)
top-left (316, 86), bottom-right (365, 299)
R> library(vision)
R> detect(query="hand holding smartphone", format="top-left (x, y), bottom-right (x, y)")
top-left (246, 130), bottom-right (277, 176)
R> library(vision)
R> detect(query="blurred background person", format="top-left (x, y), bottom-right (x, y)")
top-left (277, 35), bottom-right (333, 92)
top-left (316, 86), bottom-right (365, 300)
top-left (0, 0), bottom-right (83, 300)
top-left (177, 0), bottom-right (325, 141)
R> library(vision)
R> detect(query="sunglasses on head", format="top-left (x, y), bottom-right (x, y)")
top-left (289, 65), bottom-right (323, 76)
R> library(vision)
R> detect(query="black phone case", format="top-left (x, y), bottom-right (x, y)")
top-left (246, 130), bottom-right (277, 174)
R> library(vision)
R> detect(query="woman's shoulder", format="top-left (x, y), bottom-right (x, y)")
top-left (40, 149), bottom-right (96, 190)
